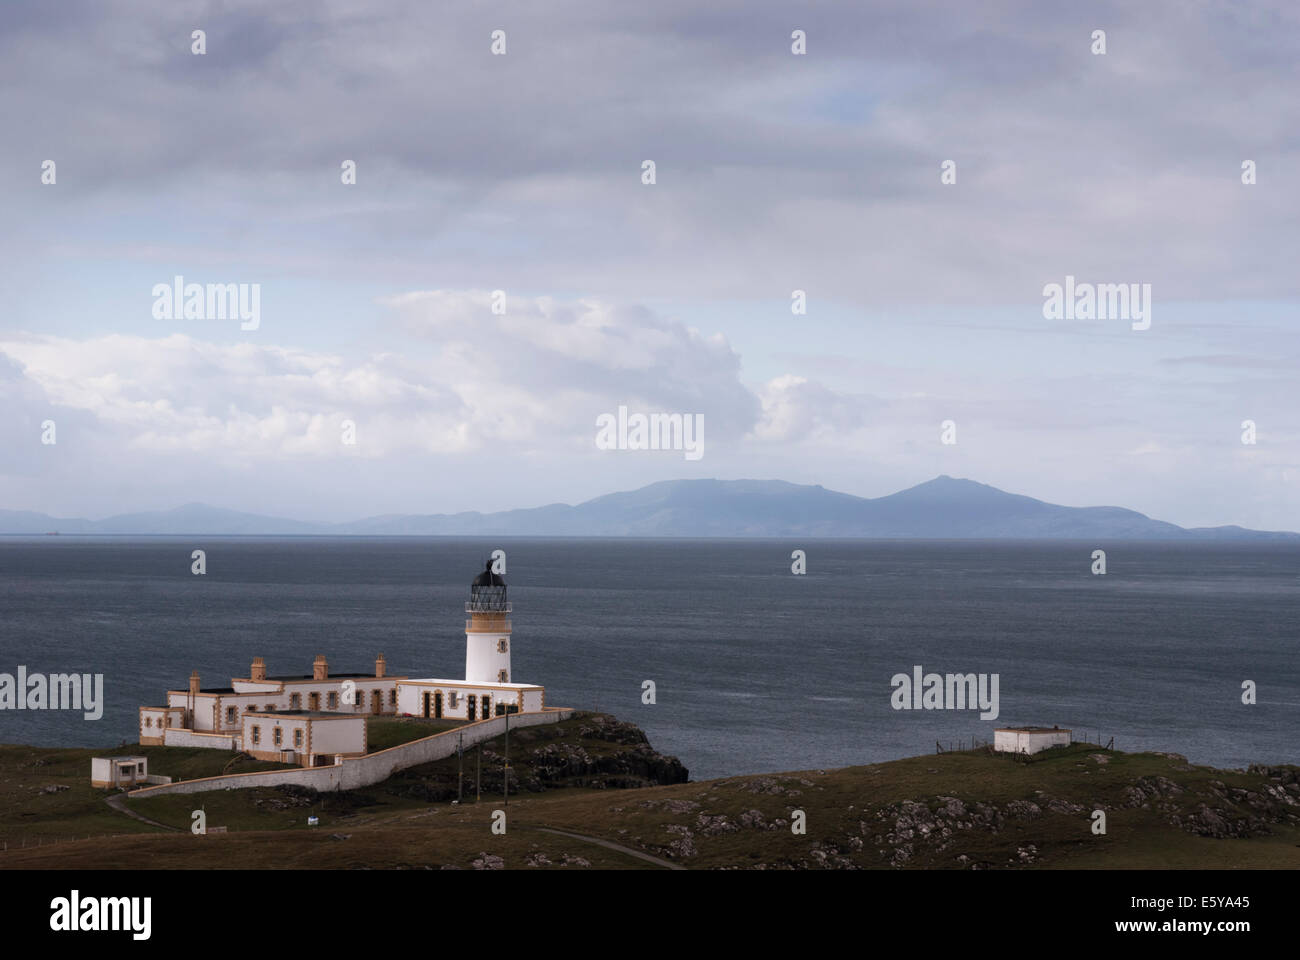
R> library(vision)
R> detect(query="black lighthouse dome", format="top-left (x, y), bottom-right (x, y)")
top-left (472, 560), bottom-right (506, 588)
top-left (468, 560), bottom-right (509, 612)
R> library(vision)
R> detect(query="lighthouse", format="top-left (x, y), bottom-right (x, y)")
top-left (465, 560), bottom-right (512, 684)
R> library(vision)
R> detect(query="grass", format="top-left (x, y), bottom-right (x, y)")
top-left (3, 723), bottom-right (1298, 870)
top-left (366, 717), bottom-right (466, 752)
top-left (0, 742), bottom-right (295, 846)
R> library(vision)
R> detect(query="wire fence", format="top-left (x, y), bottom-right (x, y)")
top-left (936, 733), bottom-right (1115, 759)
top-left (0, 832), bottom-right (160, 853)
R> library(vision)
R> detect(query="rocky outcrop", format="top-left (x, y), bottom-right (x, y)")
top-left (375, 713), bottom-right (688, 803)
top-left (515, 739), bottom-right (688, 790)
top-left (1167, 771), bottom-right (1300, 838)
top-left (526, 852), bottom-right (590, 868)
top-left (251, 784), bottom-right (316, 811)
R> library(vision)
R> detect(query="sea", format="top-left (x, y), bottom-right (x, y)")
top-left (0, 537), bottom-right (1296, 780)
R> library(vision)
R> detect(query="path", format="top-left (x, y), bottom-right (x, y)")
top-left (534, 825), bottom-right (685, 870)
top-left (105, 792), bottom-right (181, 831)
top-left (101, 796), bottom-right (684, 867)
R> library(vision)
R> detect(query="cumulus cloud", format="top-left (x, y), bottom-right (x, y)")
top-left (0, 295), bottom-right (855, 463)
top-left (753, 374), bottom-right (883, 442)
top-left (382, 290), bottom-right (762, 444)
top-left (0, 334), bottom-right (466, 458)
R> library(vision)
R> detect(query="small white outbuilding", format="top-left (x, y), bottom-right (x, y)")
top-left (91, 755), bottom-right (148, 789)
top-left (993, 726), bottom-right (1071, 755)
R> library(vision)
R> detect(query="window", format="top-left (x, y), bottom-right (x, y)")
top-left (389, 690), bottom-right (397, 706)
top-left (137, 763), bottom-right (145, 773)
top-left (309, 693), bottom-right (320, 711)
top-left (145, 717), bottom-right (152, 728)
top-left (265, 704), bottom-right (274, 712)
top-left (481, 695), bottom-right (490, 717)
top-left (498, 669), bottom-right (508, 683)
top-left (247, 704), bottom-right (256, 712)
top-left (225, 706), bottom-right (237, 724)
top-left (327, 691), bottom-right (338, 709)
top-left (290, 693), bottom-right (301, 709)
top-left (274, 727), bottom-right (283, 746)
top-left (497, 639), bottom-right (508, 653)
top-left (251, 726), bottom-right (261, 744)
top-left (294, 729), bottom-right (303, 747)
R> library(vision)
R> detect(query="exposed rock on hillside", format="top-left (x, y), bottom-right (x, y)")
top-left (361, 713), bottom-right (687, 805)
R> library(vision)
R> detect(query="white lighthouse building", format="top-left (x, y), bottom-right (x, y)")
top-left (464, 561), bottom-right (512, 684)
top-left (394, 560), bottom-right (544, 720)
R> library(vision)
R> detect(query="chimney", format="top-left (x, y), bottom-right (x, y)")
top-left (375, 654), bottom-right (386, 679)
top-left (312, 655), bottom-right (328, 681)
top-left (251, 657), bottom-right (266, 682)
top-left (189, 670), bottom-right (200, 695)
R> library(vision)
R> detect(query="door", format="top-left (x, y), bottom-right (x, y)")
top-left (466, 696), bottom-right (476, 721)
top-left (422, 692), bottom-right (430, 718)
top-left (481, 695), bottom-right (490, 719)
top-left (371, 690), bottom-right (382, 714)
top-left (434, 692), bottom-right (443, 719)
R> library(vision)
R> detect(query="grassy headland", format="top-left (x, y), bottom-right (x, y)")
top-left (1, 713), bottom-right (1297, 869)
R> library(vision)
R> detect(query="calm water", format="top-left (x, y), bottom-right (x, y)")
top-left (0, 538), bottom-right (1297, 780)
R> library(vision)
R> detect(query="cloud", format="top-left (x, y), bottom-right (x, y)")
top-left (753, 374), bottom-right (883, 442)
top-left (3, 1), bottom-right (1298, 304)
top-left (0, 294), bottom-right (843, 460)
top-left (0, 333), bottom-right (465, 458)
top-left (382, 290), bottom-right (762, 443)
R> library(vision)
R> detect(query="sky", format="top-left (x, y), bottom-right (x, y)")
top-left (0, 0), bottom-right (1297, 529)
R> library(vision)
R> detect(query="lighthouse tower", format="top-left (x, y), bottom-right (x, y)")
top-left (465, 560), bottom-right (512, 684)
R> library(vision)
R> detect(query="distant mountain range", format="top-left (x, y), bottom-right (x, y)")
top-left (2, 476), bottom-right (1295, 539)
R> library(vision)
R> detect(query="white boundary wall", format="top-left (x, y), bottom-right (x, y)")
top-left (163, 728), bottom-right (237, 750)
top-left (128, 708), bottom-right (573, 799)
